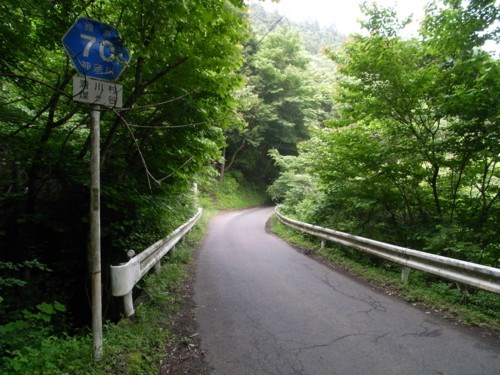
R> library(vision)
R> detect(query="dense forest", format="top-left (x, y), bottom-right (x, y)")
top-left (222, 1), bottom-right (339, 183)
top-left (1, 0), bottom-right (249, 345)
top-left (0, 0), bottom-right (499, 370)
top-left (0, 0), bottom-right (342, 340)
top-left (269, 0), bottom-right (500, 268)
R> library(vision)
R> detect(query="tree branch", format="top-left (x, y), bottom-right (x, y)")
top-left (100, 56), bottom-right (189, 164)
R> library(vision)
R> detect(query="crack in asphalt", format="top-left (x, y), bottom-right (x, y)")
top-left (301, 262), bottom-right (314, 271)
top-left (375, 331), bottom-right (391, 342)
top-left (322, 274), bottom-right (387, 317)
top-left (243, 309), bottom-right (372, 375)
top-left (288, 333), bottom-right (368, 375)
top-left (243, 313), bottom-right (307, 375)
top-left (292, 332), bottom-right (367, 353)
top-left (357, 294), bottom-right (388, 316)
top-left (402, 324), bottom-right (443, 338)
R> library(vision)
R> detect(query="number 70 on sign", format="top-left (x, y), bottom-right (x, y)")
top-left (80, 34), bottom-right (115, 62)
top-left (62, 17), bottom-right (130, 82)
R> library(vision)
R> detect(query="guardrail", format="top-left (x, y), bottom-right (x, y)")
top-left (110, 207), bottom-right (203, 316)
top-left (275, 208), bottom-right (500, 295)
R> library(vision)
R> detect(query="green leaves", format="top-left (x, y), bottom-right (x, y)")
top-left (224, 26), bottom-right (329, 183)
top-left (1, 0), bottom-right (250, 333)
top-left (23, 302), bottom-right (66, 323)
top-left (272, 0), bottom-right (500, 266)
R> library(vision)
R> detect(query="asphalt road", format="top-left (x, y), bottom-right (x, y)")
top-left (194, 207), bottom-right (500, 375)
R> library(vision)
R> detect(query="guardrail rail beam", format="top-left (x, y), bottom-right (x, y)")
top-left (110, 208), bottom-right (202, 316)
top-left (275, 208), bottom-right (500, 295)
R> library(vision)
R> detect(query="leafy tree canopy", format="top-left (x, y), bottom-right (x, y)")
top-left (1, 0), bottom-right (249, 325)
top-left (272, 0), bottom-right (499, 266)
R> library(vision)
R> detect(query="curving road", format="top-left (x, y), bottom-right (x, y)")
top-left (194, 207), bottom-right (500, 375)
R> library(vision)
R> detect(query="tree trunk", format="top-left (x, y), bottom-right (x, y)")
top-left (219, 148), bottom-right (226, 183)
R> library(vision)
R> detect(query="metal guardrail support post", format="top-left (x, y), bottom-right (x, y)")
top-left (154, 260), bottom-right (161, 273)
top-left (321, 240), bottom-right (326, 250)
top-left (122, 249), bottom-right (137, 317)
top-left (401, 267), bottom-right (411, 283)
top-left (123, 291), bottom-right (134, 317)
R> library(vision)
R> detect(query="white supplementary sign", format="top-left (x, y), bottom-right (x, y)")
top-left (73, 76), bottom-right (123, 108)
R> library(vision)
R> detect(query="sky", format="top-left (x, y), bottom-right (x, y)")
top-left (254, 0), bottom-right (499, 56)
top-left (255, 0), bottom-right (428, 36)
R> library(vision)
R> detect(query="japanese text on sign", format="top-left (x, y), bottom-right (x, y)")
top-left (73, 76), bottom-right (123, 108)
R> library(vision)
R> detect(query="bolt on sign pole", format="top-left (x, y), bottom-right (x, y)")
top-left (62, 17), bottom-right (129, 361)
top-left (90, 104), bottom-right (103, 360)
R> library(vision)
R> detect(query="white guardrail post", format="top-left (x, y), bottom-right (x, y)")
top-left (110, 208), bottom-right (202, 316)
top-left (275, 208), bottom-right (500, 295)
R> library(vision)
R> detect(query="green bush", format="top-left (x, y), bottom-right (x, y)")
top-left (0, 211), bottom-right (206, 374)
top-left (1, 335), bottom-right (93, 375)
top-left (200, 171), bottom-right (268, 210)
top-left (0, 301), bottom-right (67, 357)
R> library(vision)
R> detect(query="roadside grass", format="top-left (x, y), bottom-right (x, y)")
top-left (95, 211), bottom-right (213, 375)
top-left (0, 212), bottom-right (211, 375)
top-left (270, 215), bottom-right (500, 333)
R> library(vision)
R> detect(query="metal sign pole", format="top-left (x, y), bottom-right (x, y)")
top-left (62, 17), bottom-right (129, 361)
top-left (90, 104), bottom-right (103, 360)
